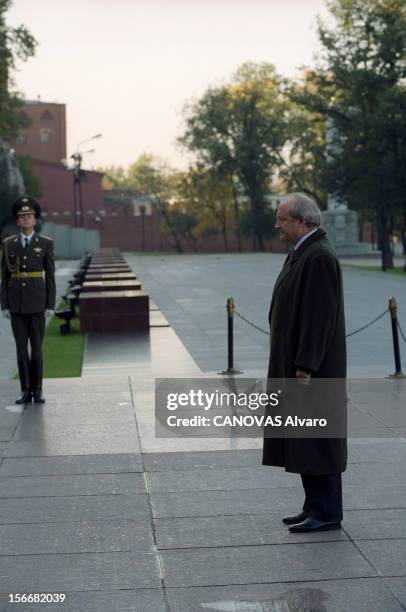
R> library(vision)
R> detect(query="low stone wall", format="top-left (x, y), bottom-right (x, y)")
top-left (41, 222), bottom-right (100, 258)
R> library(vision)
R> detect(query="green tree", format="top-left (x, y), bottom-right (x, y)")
top-left (97, 165), bottom-right (128, 190)
top-left (0, 0), bottom-right (36, 140)
top-left (127, 153), bottom-right (162, 194)
top-left (180, 62), bottom-right (289, 251)
top-left (128, 154), bottom-right (185, 253)
top-left (312, 0), bottom-right (406, 270)
top-left (178, 165), bottom-right (235, 251)
top-left (278, 71), bottom-right (330, 207)
top-left (17, 155), bottom-right (41, 197)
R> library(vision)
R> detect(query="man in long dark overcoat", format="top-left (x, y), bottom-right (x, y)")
top-left (263, 192), bottom-right (347, 532)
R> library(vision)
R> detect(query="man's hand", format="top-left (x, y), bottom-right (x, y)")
top-left (296, 368), bottom-right (311, 385)
top-left (45, 309), bottom-right (54, 319)
top-left (1, 309), bottom-right (10, 320)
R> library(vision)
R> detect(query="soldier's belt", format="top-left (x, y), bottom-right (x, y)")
top-left (11, 271), bottom-right (43, 278)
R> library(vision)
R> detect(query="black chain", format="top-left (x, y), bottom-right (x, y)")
top-left (398, 320), bottom-right (406, 344)
top-left (235, 311), bottom-right (270, 335)
top-left (346, 308), bottom-right (389, 338)
top-left (235, 307), bottom-right (390, 339)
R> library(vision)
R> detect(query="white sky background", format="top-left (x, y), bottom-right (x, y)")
top-left (8, 0), bottom-right (331, 171)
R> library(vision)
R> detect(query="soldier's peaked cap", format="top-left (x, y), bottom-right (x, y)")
top-left (12, 196), bottom-right (41, 219)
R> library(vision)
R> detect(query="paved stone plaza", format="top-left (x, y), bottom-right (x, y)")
top-left (125, 253), bottom-right (406, 376)
top-left (0, 253), bottom-right (406, 611)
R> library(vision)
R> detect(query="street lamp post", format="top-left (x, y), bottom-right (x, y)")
top-left (70, 134), bottom-right (102, 228)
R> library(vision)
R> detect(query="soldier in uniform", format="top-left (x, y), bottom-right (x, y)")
top-left (1, 196), bottom-right (56, 404)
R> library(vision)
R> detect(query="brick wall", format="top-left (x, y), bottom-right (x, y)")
top-left (30, 160), bottom-right (284, 253)
top-left (13, 102), bottom-right (66, 165)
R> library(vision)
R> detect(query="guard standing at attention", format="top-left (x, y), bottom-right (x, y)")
top-left (1, 196), bottom-right (56, 404)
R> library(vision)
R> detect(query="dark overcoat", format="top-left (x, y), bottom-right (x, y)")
top-left (262, 228), bottom-right (347, 474)
top-left (1, 232), bottom-right (56, 314)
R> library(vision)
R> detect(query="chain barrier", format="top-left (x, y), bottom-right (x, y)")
top-left (235, 308), bottom-right (390, 339)
top-left (235, 311), bottom-right (270, 336)
top-left (398, 320), bottom-right (406, 344)
top-left (227, 298), bottom-right (404, 377)
top-left (345, 308), bottom-right (389, 338)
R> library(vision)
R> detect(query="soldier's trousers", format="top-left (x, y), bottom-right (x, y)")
top-left (10, 313), bottom-right (45, 361)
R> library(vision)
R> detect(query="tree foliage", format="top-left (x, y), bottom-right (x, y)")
top-left (0, 0), bottom-right (36, 140)
top-left (278, 71), bottom-right (330, 207)
top-left (17, 155), bottom-right (41, 197)
top-left (309, 0), bottom-right (406, 269)
top-left (99, 165), bottom-right (128, 191)
top-left (180, 62), bottom-right (289, 251)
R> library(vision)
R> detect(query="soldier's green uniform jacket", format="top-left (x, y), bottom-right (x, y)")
top-left (1, 233), bottom-right (56, 314)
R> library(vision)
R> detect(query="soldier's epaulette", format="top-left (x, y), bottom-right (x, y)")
top-left (39, 235), bottom-right (53, 241)
top-left (2, 235), bottom-right (16, 244)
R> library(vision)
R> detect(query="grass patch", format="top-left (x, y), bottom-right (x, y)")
top-left (343, 264), bottom-right (406, 276)
top-left (42, 302), bottom-right (85, 378)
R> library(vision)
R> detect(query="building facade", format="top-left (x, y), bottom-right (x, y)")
top-left (13, 100), bottom-right (67, 165)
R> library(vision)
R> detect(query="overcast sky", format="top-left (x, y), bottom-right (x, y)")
top-left (8, 0), bottom-right (330, 170)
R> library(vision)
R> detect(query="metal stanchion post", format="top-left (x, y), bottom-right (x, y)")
top-left (388, 297), bottom-right (405, 378)
top-left (219, 297), bottom-right (242, 375)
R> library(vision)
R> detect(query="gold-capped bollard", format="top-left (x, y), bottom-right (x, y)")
top-left (388, 297), bottom-right (405, 378)
top-left (219, 297), bottom-right (243, 375)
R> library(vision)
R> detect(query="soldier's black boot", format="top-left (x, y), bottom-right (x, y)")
top-left (16, 360), bottom-right (32, 404)
top-left (31, 358), bottom-right (45, 403)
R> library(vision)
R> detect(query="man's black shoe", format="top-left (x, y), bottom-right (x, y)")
top-left (32, 389), bottom-right (45, 403)
top-left (15, 390), bottom-right (32, 404)
top-left (289, 517), bottom-right (341, 532)
top-left (282, 511), bottom-right (308, 525)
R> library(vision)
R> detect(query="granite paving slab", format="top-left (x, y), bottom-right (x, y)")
top-left (356, 539), bottom-right (406, 577)
top-left (0, 588), bottom-right (166, 612)
top-left (150, 488), bottom-right (304, 518)
top-left (42, 390), bottom-right (132, 401)
top-left (144, 445), bottom-right (406, 470)
top-left (344, 483), bottom-right (406, 509)
top-left (0, 426), bottom-right (18, 442)
top-left (155, 513), bottom-right (348, 549)
top-left (13, 406), bottom-right (135, 428)
top-left (0, 494), bottom-right (150, 524)
top-left (385, 578), bottom-right (406, 609)
top-left (0, 454), bottom-right (143, 477)
top-left (343, 508), bottom-right (406, 540)
top-left (5, 429), bottom-right (140, 456)
top-left (146, 466), bottom-right (298, 493)
top-left (164, 578), bottom-right (404, 612)
top-left (0, 472), bottom-right (146, 498)
top-left (0, 519), bottom-right (154, 555)
top-left (150, 484), bottom-right (406, 519)
top-left (143, 449), bottom-right (262, 471)
top-left (43, 377), bottom-right (130, 392)
top-left (0, 404), bottom-right (24, 428)
top-left (160, 541), bottom-right (376, 587)
top-left (18, 398), bottom-right (134, 414)
top-left (0, 550), bottom-right (161, 591)
top-left (136, 420), bottom-right (262, 454)
top-left (347, 439), bottom-right (406, 462)
top-left (342, 462), bottom-right (406, 485)
top-left (83, 328), bottom-right (200, 377)
top-left (12, 421), bottom-right (138, 442)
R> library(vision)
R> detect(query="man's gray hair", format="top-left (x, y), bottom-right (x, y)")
top-left (280, 192), bottom-right (321, 227)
